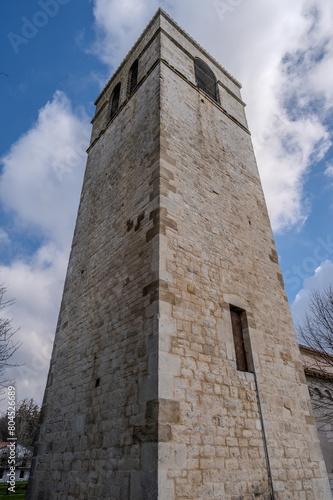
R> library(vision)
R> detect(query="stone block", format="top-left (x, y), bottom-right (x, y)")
top-left (159, 443), bottom-right (186, 468)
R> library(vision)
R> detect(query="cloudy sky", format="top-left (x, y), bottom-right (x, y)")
top-left (0, 0), bottom-right (332, 410)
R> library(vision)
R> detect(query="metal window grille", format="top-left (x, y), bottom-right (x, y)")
top-left (194, 58), bottom-right (218, 102)
top-left (110, 83), bottom-right (121, 118)
top-left (129, 60), bottom-right (138, 94)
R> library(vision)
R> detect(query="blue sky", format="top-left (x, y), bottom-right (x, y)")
top-left (0, 0), bottom-right (333, 409)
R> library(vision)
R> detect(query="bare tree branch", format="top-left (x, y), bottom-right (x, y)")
top-left (298, 285), bottom-right (333, 427)
top-left (0, 283), bottom-right (21, 389)
top-left (0, 399), bottom-right (41, 452)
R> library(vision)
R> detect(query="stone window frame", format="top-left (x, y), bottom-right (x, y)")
top-left (110, 82), bottom-right (121, 119)
top-left (128, 59), bottom-right (139, 96)
top-left (194, 57), bottom-right (219, 103)
top-left (229, 305), bottom-right (253, 373)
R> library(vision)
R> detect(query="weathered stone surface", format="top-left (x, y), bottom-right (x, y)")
top-left (159, 399), bottom-right (180, 425)
top-left (27, 8), bottom-right (331, 500)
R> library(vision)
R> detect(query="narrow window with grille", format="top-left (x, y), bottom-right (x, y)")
top-left (110, 82), bottom-right (121, 119)
top-left (194, 57), bottom-right (219, 102)
top-left (129, 60), bottom-right (138, 95)
top-left (230, 306), bottom-right (252, 372)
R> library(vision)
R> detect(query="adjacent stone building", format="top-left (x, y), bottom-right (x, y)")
top-left (300, 345), bottom-right (333, 496)
top-left (27, 9), bottom-right (332, 499)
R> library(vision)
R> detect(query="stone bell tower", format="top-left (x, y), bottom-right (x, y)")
top-left (27, 9), bottom-right (331, 500)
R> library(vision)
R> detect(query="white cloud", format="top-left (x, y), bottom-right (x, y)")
top-left (0, 91), bottom-right (90, 247)
top-left (325, 162), bottom-right (333, 177)
top-left (181, 0), bottom-right (333, 232)
top-left (0, 244), bottom-right (66, 406)
top-left (90, 0), bottom-right (333, 232)
top-left (0, 229), bottom-right (9, 245)
top-left (0, 0), bottom-right (332, 410)
top-left (254, 113), bottom-right (330, 230)
top-left (90, 0), bottom-right (159, 68)
top-left (0, 92), bottom-right (90, 410)
top-left (291, 259), bottom-right (333, 328)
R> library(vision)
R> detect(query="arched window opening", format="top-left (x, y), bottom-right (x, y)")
top-left (194, 58), bottom-right (218, 102)
top-left (110, 83), bottom-right (121, 119)
top-left (129, 60), bottom-right (138, 95)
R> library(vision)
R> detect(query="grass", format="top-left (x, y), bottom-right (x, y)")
top-left (0, 480), bottom-right (27, 498)
top-left (0, 495), bottom-right (25, 499)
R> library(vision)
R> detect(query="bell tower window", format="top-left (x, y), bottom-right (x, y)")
top-left (194, 58), bottom-right (219, 102)
top-left (110, 82), bottom-right (121, 118)
top-left (129, 60), bottom-right (138, 95)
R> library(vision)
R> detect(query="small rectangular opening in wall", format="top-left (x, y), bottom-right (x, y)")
top-left (230, 306), bottom-right (253, 372)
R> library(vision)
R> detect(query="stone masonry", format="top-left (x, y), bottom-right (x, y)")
top-left (27, 9), bottom-right (332, 500)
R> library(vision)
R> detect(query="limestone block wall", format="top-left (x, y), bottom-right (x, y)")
top-left (27, 8), bottom-right (331, 500)
top-left (306, 375), bottom-right (333, 495)
top-left (156, 27), bottom-right (331, 499)
top-left (159, 14), bottom-right (247, 129)
top-left (159, 15), bottom-right (241, 98)
top-left (27, 53), bottom-right (162, 499)
top-left (90, 16), bottom-right (161, 144)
